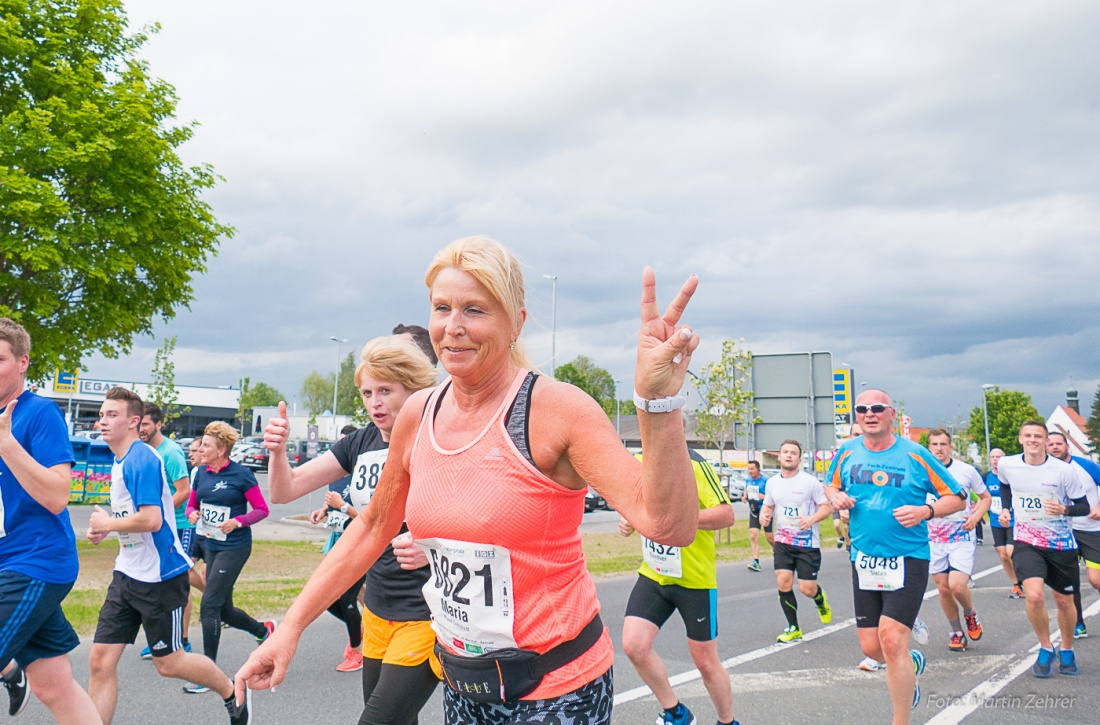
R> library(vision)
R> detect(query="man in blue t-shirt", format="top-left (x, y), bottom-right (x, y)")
top-left (826, 389), bottom-right (965, 723)
top-left (0, 318), bottom-right (99, 721)
top-left (742, 460), bottom-right (771, 572)
top-left (984, 449), bottom-right (1023, 598)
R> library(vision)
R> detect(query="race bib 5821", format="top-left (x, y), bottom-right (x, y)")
top-left (417, 537), bottom-right (516, 655)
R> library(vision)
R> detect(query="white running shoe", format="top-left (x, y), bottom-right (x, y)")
top-left (858, 657), bottom-right (884, 672)
top-left (912, 617), bottom-right (930, 646)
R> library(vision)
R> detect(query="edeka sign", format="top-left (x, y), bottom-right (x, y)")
top-left (55, 369), bottom-right (78, 394)
top-left (832, 369), bottom-right (852, 415)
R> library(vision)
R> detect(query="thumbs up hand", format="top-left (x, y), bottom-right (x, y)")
top-left (264, 401), bottom-right (291, 452)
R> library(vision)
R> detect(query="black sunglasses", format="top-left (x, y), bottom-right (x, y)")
top-left (854, 404), bottom-right (890, 415)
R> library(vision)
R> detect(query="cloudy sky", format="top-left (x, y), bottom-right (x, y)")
top-left (88, 0), bottom-right (1099, 427)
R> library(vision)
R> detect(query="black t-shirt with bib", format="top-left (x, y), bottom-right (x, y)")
top-left (330, 424), bottom-right (430, 621)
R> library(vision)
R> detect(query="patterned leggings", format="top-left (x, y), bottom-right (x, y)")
top-left (442, 668), bottom-right (613, 725)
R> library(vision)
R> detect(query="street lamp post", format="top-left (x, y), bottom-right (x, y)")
top-left (543, 274), bottom-right (557, 378)
top-left (331, 336), bottom-right (348, 439)
top-left (981, 383), bottom-right (995, 467)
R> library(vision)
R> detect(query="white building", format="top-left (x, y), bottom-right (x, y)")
top-left (35, 374), bottom-right (240, 438)
top-left (1047, 388), bottom-right (1095, 462)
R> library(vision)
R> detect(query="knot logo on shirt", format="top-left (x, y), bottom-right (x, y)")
top-left (851, 464), bottom-right (902, 488)
top-left (213, 482), bottom-right (229, 491)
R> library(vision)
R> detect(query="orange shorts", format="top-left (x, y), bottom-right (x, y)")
top-left (360, 607), bottom-right (441, 679)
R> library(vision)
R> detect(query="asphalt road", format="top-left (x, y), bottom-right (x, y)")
top-left (39, 481), bottom-right (1100, 724)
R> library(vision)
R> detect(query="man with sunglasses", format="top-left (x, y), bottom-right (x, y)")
top-left (826, 390), bottom-right (965, 724)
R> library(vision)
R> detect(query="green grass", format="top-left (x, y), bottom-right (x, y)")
top-left (64, 518), bottom-right (846, 633)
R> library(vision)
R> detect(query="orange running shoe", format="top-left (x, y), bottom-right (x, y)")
top-left (965, 613), bottom-right (983, 641)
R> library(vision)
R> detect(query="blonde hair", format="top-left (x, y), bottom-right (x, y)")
top-left (354, 336), bottom-right (437, 393)
top-left (0, 318), bottom-right (31, 359)
top-left (203, 421), bottom-right (239, 458)
top-left (425, 236), bottom-right (537, 371)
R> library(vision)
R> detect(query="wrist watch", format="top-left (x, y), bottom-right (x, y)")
top-left (633, 390), bottom-right (687, 413)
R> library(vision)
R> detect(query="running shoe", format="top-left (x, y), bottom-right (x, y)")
top-left (912, 617), bottom-right (929, 646)
top-left (141, 641), bottom-right (191, 659)
top-left (912, 681), bottom-right (921, 711)
top-left (256, 620), bottom-right (278, 644)
top-left (656, 702), bottom-right (696, 725)
top-left (816, 589), bottom-right (832, 624)
top-left (2, 665), bottom-right (28, 717)
top-left (183, 682), bottom-right (211, 694)
top-left (836, 538), bottom-right (844, 549)
top-left (225, 680), bottom-right (252, 725)
top-left (1059, 648), bottom-right (1080, 675)
top-left (1074, 623), bottom-right (1088, 639)
top-left (1032, 647), bottom-right (1055, 678)
top-left (747, 560), bottom-right (761, 572)
top-left (336, 643), bottom-right (363, 672)
top-left (777, 625), bottom-right (803, 643)
top-left (910, 649), bottom-right (926, 676)
top-left (1009, 584), bottom-right (1024, 599)
top-left (948, 632), bottom-right (967, 651)
top-left (965, 613), bottom-right (983, 641)
top-left (976, 539), bottom-right (984, 546)
top-left (858, 657), bottom-right (884, 672)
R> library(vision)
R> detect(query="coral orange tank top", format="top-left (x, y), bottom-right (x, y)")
top-left (406, 369), bottom-right (613, 699)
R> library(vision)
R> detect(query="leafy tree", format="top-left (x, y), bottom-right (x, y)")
top-left (337, 352), bottom-right (358, 416)
top-left (300, 371), bottom-right (333, 419)
top-left (692, 338), bottom-right (760, 461)
top-left (145, 336), bottom-right (189, 430)
top-left (1087, 382), bottom-right (1100, 452)
top-left (966, 387), bottom-right (1041, 459)
top-left (237, 377), bottom-right (284, 434)
top-left (0, 0), bottom-right (231, 382)
top-left (555, 355), bottom-right (617, 416)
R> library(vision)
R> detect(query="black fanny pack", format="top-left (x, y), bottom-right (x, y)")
top-left (435, 614), bottom-right (604, 704)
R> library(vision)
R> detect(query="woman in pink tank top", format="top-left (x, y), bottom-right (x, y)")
top-left (237, 236), bottom-right (703, 724)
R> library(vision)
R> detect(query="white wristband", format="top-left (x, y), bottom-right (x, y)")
top-left (633, 390), bottom-right (687, 413)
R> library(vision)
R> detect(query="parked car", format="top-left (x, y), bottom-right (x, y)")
top-left (230, 441), bottom-right (259, 463)
top-left (584, 487), bottom-right (605, 513)
top-left (285, 439), bottom-right (333, 467)
top-left (242, 446), bottom-right (273, 471)
top-left (726, 475), bottom-right (747, 501)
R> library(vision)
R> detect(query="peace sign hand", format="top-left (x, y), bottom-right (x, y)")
top-left (636, 267), bottom-right (700, 399)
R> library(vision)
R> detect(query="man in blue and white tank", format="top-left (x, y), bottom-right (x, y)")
top-left (86, 387), bottom-right (251, 725)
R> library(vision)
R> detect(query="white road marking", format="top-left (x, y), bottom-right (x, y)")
top-left (613, 563), bottom-right (1003, 706)
top-left (923, 597), bottom-right (1100, 724)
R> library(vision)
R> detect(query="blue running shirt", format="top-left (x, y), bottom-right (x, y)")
top-left (826, 436), bottom-right (962, 560)
top-left (0, 391), bottom-right (78, 584)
